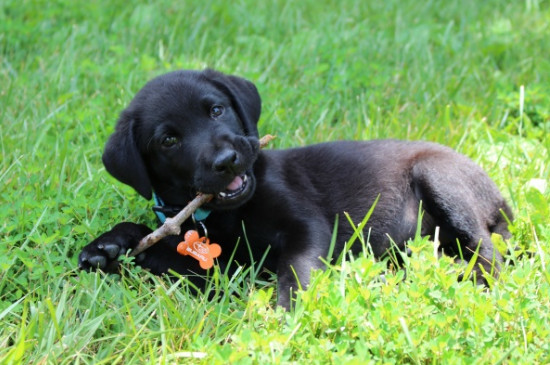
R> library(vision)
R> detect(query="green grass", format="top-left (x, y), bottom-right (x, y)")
top-left (1, 0), bottom-right (550, 363)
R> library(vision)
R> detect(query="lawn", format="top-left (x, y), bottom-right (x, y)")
top-left (1, 0), bottom-right (549, 363)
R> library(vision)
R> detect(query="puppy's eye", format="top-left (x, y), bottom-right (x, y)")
top-left (161, 136), bottom-right (180, 148)
top-left (210, 105), bottom-right (224, 118)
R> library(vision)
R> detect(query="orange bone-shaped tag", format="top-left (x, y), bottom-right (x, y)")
top-left (176, 230), bottom-right (221, 269)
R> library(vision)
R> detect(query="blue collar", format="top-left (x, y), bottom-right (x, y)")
top-left (152, 192), bottom-right (211, 223)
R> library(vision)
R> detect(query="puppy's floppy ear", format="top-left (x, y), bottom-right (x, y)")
top-left (204, 69), bottom-right (261, 137)
top-left (102, 110), bottom-right (153, 200)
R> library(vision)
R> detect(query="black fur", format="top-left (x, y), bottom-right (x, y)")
top-left (79, 69), bottom-right (513, 309)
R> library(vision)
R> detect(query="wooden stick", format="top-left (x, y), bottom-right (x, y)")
top-left (130, 134), bottom-right (275, 257)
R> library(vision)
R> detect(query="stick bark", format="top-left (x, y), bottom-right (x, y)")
top-left (130, 134), bottom-right (275, 257)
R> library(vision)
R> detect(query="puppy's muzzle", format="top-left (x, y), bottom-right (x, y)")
top-left (213, 149), bottom-right (240, 174)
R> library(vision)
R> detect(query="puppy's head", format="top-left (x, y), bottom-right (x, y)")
top-left (102, 69), bottom-right (262, 210)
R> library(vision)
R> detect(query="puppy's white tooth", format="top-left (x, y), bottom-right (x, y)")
top-left (243, 175), bottom-right (248, 182)
top-left (219, 192), bottom-right (227, 198)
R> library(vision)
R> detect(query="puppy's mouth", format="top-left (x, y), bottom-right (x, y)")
top-left (203, 171), bottom-right (255, 209)
top-left (217, 174), bottom-right (249, 200)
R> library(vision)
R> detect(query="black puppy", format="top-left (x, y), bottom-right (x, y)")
top-left (79, 69), bottom-right (513, 309)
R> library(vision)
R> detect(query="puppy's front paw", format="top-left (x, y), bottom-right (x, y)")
top-left (78, 237), bottom-right (127, 272)
top-left (78, 222), bottom-right (151, 272)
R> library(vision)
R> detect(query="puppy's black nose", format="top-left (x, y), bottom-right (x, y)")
top-left (213, 149), bottom-right (238, 173)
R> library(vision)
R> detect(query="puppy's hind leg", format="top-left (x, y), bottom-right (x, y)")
top-left (411, 161), bottom-right (506, 284)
